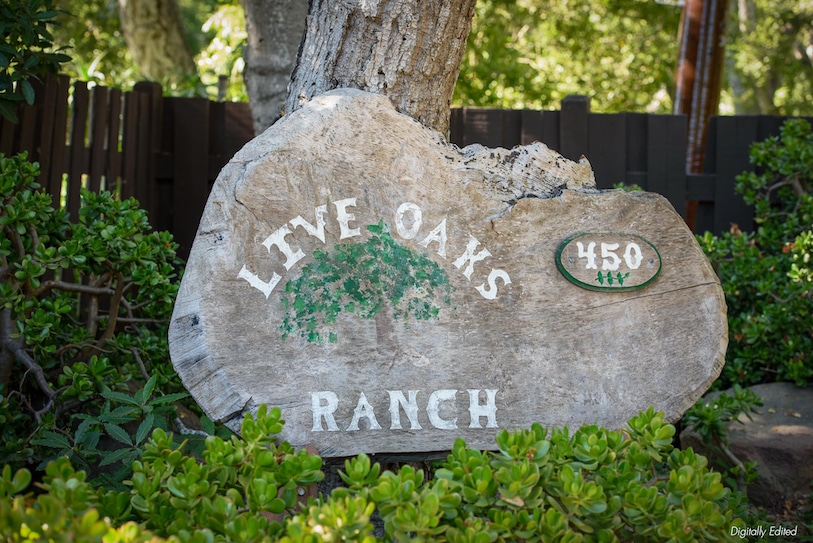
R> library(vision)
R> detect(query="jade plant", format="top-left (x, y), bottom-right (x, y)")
top-left (698, 118), bottom-right (813, 387)
top-left (0, 152), bottom-right (186, 487)
top-left (1, 405), bottom-right (746, 542)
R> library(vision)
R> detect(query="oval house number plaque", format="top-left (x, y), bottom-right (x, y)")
top-left (556, 233), bottom-right (662, 292)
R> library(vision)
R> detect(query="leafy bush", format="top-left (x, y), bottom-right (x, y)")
top-left (0, 152), bottom-right (187, 487)
top-left (682, 385), bottom-right (763, 493)
top-left (0, 406), bottom-right (743, 542)
top-left (0, 0), bottom-right (71, 122)
top-left (698, 118), bottom-right (813, 388)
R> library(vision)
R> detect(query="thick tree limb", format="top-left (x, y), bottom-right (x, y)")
top-left (286, 0), bottom-right (477, 135)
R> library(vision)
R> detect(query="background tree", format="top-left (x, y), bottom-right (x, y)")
top-left (116, 0), bottom-right (197, 87)
top-left (727, 0), bottom-right (813, 115)
top-left (454, 0), bottom-right (683, 113)
top-left (242, 0), bottom-right (307, 133)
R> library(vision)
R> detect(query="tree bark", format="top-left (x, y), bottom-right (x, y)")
top-left (118, 0), bottom-right (198, 84)
top-left (242, 0), bottom-right (309, 134)
top-left (285, 0), bottom-right (477, 135)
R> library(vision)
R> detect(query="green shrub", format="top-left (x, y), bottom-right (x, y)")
top-left (0, 406), bottom-right (743, 542)
top-left (0, 152), bottom-right (188, 487)
top-left (698, 118), bottom-right (813, 388)
top-left (0, 0), bottom-right (71, 122)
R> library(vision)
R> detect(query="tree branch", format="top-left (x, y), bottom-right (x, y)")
top-left (32, 280), bottom-right (116, 298)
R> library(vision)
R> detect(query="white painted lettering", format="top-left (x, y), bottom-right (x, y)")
top-left (601, 243), bottom-right (621, 271)
top-left (418, 219), bottom-right (448, 258)
top-left (577, 241), bottom-right (597, 269)
top-left (237, 265), bottom-right (282, 299)
top-left (468, 389), bottom-right (498, 428)
top-left (311, 391), bottom-right (339, 432)
top-left (453, 236), bottom-right (491, 280)
top-left (346, 392), bottom-right (382, 431)
top-left (427, 389), bottom-right (458, 429)
top-left (624, 242), bottom-right (643, 269)
top-left (262, 225), bottom-right (305, 270)
top-left (290, 204), bottom-right (328, 243)
top-left (395, 202), bottom-right (422, 240)
top-left (388, 390), bottom-right (422, 430)
top-left (334, 198), bottom-right (361, 239)
top-left (476, 269), bottom-right (512, 300)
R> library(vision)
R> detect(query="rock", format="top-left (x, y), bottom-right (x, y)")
top-left (680, 382), bottom-right (813, 506)
top-left (168, 88), bottom-right (727, 458)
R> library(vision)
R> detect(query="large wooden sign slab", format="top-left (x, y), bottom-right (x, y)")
top-left (169, 89), bottom-right (727, 457)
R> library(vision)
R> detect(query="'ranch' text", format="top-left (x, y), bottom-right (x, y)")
top-left (311, 388), bottom-right (499, 432)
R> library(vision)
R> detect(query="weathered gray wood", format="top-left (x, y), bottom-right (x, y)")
top-left (169, 89), bottom-right (726, 458)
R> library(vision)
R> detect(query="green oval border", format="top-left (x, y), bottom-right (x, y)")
top-left (555, 232), bottom-right (662, 292)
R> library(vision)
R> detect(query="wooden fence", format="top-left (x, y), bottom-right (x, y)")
top-left (0, 75), bottom-right (254, 259)
top-left (2, 76), bottom-right (809, 259)
top-left (451, 97), bottom-right (812, 236)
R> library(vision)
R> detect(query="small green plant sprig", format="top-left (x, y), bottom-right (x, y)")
top-left (682, 385), bottom-right (763, 494)
top-left (0, 406), bottom-right (743, 543)
top-left (281, 221), bottom-right (453, 343)
top-left (0, 153), bottom-right (185, 484)
top-left (698, 118), bottom-right (813, 387)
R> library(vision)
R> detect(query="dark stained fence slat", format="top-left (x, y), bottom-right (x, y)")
top-left (67, 82), bottom-right (90, 218)
top-left (16, 96), bottom-right (39, 155)
top-left (646, 115), bottom-right (688, 217)
top-left (0, 114), bottom-right (17, 156)
top-left (130, 82), bottom-right (163, 216)
top-left (220, 102), bottom-right (253, 165)
top-left (712, 116), bottom-right (758, 234)
top-left (519, 110), bottom-right (559, 149)
top-left (686, 174), bottom-right (716, 202)
top-left (120, 90), bottom-right (140, 200)
top-left (449, 108), bottom-right (464, 146)
top-left (459, 108), bottom-right (508, 148)
top-left (133, 90), bottom-right (152, 210)
top-left (624, 113), bottom-right (649, 190)
top-left (171, 97), bottom-right (210, 259)
top-left (559, 95), bottom-right (589, 162)
top-left (587, 113), bottom-right (626, 189)
top-left (107, 88), bottom-right (123, 191)
top-left (501, 109), bottom-right (521, 149)
top-left (47, 76), bottom-right (70, 201)
top-left (36, 76), bottom-right (61, 199)
top-left (88, 86), bottom-right (111, 192)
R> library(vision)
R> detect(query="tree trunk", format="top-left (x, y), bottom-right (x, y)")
top-left (242, 0), bottom-right (309, 135)
top-left (118, 0), bottom-right (197, 84)
top-left (285, 0), bottom-right (477, 135)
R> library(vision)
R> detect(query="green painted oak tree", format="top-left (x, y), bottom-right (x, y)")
top-left (280, 222), bottom-right (453, 345)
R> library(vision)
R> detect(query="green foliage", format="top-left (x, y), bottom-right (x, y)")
top-left (0, 0), bottom-right (71, 122)
top-left (699, 118), bottom-right (813, 387)
top-left (727, 0), bottom-right (813, 115)
top-left (0, 152), bottom-right (186, 486)
top-left (0, 407), bottom-right (744, 542)
top-left (52, 0), bottom-right (246, 100)
top-left (682, 386), bottom-right (763, 492)
top-left (284, 408), bottom-right (741, 542)
top-left (455, 0), bottom-right (681, 112)
top-left (281, 222), bottom-right (453, 343)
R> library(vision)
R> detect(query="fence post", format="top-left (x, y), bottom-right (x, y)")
top-left (560, 95), bottom-right (590, 162)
